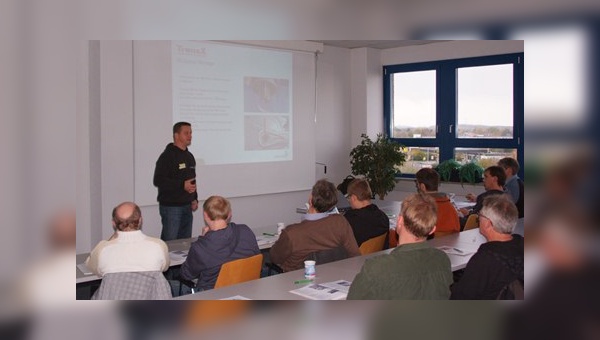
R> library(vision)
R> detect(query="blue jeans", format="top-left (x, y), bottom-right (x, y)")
top-left (159, 204), bottom-right (193, 241)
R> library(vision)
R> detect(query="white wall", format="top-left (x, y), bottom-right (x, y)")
top-left (76, 40), bottom-right (92, 253)
top-left (349, 48), bottom-right (384, 147)
top-left (381, 40), bottom-right (524, 64)
top-left (315, 45), bottom-right (353, 183)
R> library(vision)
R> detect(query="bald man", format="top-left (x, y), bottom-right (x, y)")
top-left (85, 202), bottom-right (170, 276)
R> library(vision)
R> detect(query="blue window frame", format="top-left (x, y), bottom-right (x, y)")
top-left (383, 53), bottom-right (524, 178)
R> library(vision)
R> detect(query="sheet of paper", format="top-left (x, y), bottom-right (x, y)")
top-left (453, 201), bottom-right (474, 209)
top-left (169, 250), bottom-right (189, 262)
top-left (437, 246), bottom-right (474, 256)
top-left (77, 263), bottom-right (93, 275)
top-left (256, 234), bottom-right (278, 247)
top-left (289, 280), bottom-right (352, 300)
top-left (320, 279), bottom-right (352, 292)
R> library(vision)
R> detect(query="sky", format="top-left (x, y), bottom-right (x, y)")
top-left (394, 63), bottom-right (513, 128)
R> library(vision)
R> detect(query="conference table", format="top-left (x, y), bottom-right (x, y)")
top-left (174, 228), bottom-right (486, 300)
top-left (76, 225), bottom-right (280, 284)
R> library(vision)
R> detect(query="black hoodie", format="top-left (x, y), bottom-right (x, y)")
top-left (450, 234), bottom-right (524, 299)
top-left (153, 143), bottom-right (198, 206)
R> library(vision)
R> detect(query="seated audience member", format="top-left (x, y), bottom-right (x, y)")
top-left (180, 196), bottom-right (260, 292)
top-left (86, 202), bottom-right (170, 276)
top-left (415, 168), bottom-right (460, 234)
top-left (498, 157), bottom-right (524, 218)
top-left (270, 179), bottom-right (361, 272)
top-left (451, 195), bottom-right (524, 299)
top-left (460, 165), bottom-right (507, 228)
top-left (347, 193), bottom-right (452, 300)
top-left (343, 178), bottom-right (390, 248)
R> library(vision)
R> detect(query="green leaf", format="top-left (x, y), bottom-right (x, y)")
top-left (349, 134), bottom-right (405, 200)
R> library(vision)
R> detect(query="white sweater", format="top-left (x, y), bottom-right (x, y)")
top-left (85, 230), bottom-right (170, 276)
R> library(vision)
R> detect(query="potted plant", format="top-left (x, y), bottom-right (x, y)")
top-left (458, 162), bottom-right (484, 186)
top-left (434, 159), bottom-right (461, 182)
top-left (349, 133), bottom-right (406, 200)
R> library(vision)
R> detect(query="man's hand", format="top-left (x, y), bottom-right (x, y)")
top-left (465, 193), bottom-right (476, 202)
top-left (184, 178), bottom-right (197, 194)
top-left (191, 199), bottom-right (199, 212)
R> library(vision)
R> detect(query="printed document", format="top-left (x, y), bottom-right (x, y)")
top-left (290, 280), bottom-right (352, 300)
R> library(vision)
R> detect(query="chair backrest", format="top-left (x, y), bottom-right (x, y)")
top-left (214, 253), bottom-right (263, 289)
top-left (305, 246), bottom-right (348, 265)
top-left (359, 233), bottom-right (387, 255)
top-left (389, 229), bottom-right (399, 248)
top-left (92, 271), bottom-right (172, 300)
top-left (496, 279), bottom-right (524, 300)
top-left (463, 214), bottom-right (479, 231)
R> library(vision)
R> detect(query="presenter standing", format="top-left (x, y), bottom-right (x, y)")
top-left (153, 122), bottom-right (199, 241)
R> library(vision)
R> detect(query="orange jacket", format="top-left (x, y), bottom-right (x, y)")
top-left (433, 195), bottom-right (460, 233)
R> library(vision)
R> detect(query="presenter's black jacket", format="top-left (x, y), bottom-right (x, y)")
top-left (154, 143), bottom-right (198, 206)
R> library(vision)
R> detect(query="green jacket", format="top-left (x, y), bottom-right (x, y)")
top-left (347, 242), bottom-right (452, 300)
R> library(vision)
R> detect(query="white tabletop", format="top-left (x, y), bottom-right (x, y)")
top-left (175, 228), bottom-right (486, 300)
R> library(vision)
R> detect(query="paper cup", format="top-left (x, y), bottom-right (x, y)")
top-left (304, 260), bottom-right (316, 279)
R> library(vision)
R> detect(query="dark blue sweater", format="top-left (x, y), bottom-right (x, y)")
top-left (180, 222), bottom-right (260, 290)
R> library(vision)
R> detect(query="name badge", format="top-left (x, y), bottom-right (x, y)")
top-left (179, 163), bottom-right (186, 169)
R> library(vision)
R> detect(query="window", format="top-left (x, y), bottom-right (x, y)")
top-left (384, 53), bottom-right (523, 176)
top-left (457, 64), bottom-right (514, 139)
top-left (399, 146), bottom-right (439, 174)
top-left (391, 70), bottom-right (436, 139)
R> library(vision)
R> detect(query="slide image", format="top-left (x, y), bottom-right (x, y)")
top-left (244, 77), bottom-right (290, 113)
top-left (244, 115), bottom-right (290, 150)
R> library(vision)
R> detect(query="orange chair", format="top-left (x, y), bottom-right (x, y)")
top-left (463, 214), bottom-right (479, 231)
top-left (214, 253), bottom-right (264, 289)
top-left (389, 229), bottom-right (399, 248)
top-left (359, 233), bottom-right (387, 255)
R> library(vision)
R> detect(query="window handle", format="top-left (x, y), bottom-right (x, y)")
top-left (449, 124), bottom-right (453, 133)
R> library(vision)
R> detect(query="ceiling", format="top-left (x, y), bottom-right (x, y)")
top-left (308, 40), bottom-right (449, 50)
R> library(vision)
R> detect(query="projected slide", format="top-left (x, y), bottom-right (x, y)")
top-left (172, 41), bottom-right (293, 165)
